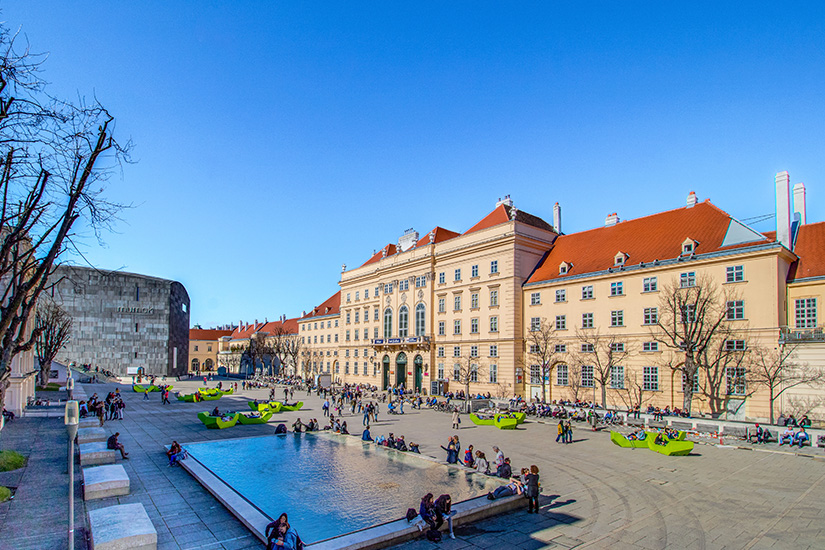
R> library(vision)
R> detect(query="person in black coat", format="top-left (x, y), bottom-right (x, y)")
top-left (525, 465), bottom-right (540, 513)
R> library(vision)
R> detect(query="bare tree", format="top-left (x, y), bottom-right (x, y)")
top-left (654, 273), bottom-right (730, 415)
top-left (695, 335), bottom-right (755, 418)
top-left (219, 347), bottom-right (242, 374)
top-left (299, 342), bottom-right (313, 380)
top-left (575, 328), bottom-right (631, 409)
top-left (0, 26), bottom-right (129, 411)
top-left (284, 335), bottom-right (302, 377)
top-left (243, 332), bottom-right (273, 375)
top-left (566, 363), bottom-right (584, 403)
top-left (451, 353), bottom-right (486, 412)
top-left (269, 324), bottom-right (295, 374)
top-left (34, 300), bottom-right (72, 386)
top-left (748, 344), bottom-right (825, 424)
top-left (785, 395), bottom-right (825, 421)
top-left (523, 318), bottom-right (562, 403)
top-left (615, 369), bottom-right (652, 412)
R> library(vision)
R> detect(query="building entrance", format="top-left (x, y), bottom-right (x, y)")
top-left (413, 355), bottom-right (423, 392)
top-left (395, 352), bottom-right (407, 388)
top-left (382, 355), bottom-right (390, 390)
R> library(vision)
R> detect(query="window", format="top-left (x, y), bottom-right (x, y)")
top-left (345, 362), bottom-right (350, 374)
top-left (680, 272), bottom-right (696, 288)
top-left (355, 291), bottom-right (360, 301)
top-left (726, 300), bottom-right (745, 320)
top-left (438, 346), bottom-right (445, 357)
top-left (643, 307), bottom-right (658, 325)
top-left (384, 283), bottom-right (393, 294)
top-left (345, 331), bottom-right (349, 342)
top-left (399, 279), bottom-right (409, 291)
top-left (375, 286), bottom-right (380, 297)
top-left (135, 284), bottom-right (139, 301)
top-left (726, 265), bottom-right (744, 283)
top-left (489, 364), bottom-right (498, 384)
top-left (559, 264), bottom-right (568, 275)
top-left (530, 317), bottom-right (541, 332)
top-left (470, 345), bottom-right (478, 357)
top-left (489, 345), bottom-right (498, 357)
top-left (415, 276), bottom-right (426, 288)
top-left (470, 292), bottom-right (479, 309)
top-left (610, 282), bottom-right (624, 296)
top-left (438, 272), bottom-right (445, 284)
top-left (365, 288), bottom-right (369, 299)
top-left (555, 289), bottom-right (566, 303)
top-left (354, 311), bottom-right (360, 323)
top-left (724, 339), bottom-right (746, 351)
top-left (335, 334), bottom-right (339, 342)
top-left (611, 310), bottom-right (624, 327)
top-left (347, 293), bottom-right (351, 303)
top-left (529, 344), bottom-right (540, 354)
top-left (314, 335), bottom-right (318, 344)
top-left (530, 292), bottom-right (541, 305)
top-left (438, 298), bottom-right (446, 313)
top-left (471, 264), bottom-right (479, 278)
top-left (194, 344), bottom-right (198, 352)
top-left (490, 316), bottom-right (499, 332)
top-left (383, 308), bottom-right (393, 338)
top-left (471, 318), bottom-right (479, 333)
top-left (683, 242), bottom-right (694, 254)
top-left (795, 298), bottom-right (817, 328)
top-left (582, 312), bottom-right (593, 329)
top-left (438, 363), bottom-right (445, 379)
top-left (727, 367), bottom-right (746, 395)
top-left (453, 346), bottom-right (461, 357)
top-left (555, 315), bottom-right (566, 330)
top-left (372, 328), bottom-right (377, 339)
top-left (354, 330), bottom-right (360, 341)
top-left (554, 344), bottom-right (567, 353)
top-left (643, 366), bottom-right (659, 391)
top-left (490, 260), bottom-right (498, 274)
top-left (374, 309), bottom-right (379, 321)
top-left (398, 305), bottom-right (409, 337)
top-left (415, 303), bottom-right (426, 336)
top-left (582, 365), bottom-right (594, 388)
top-left (643, 277), bottom-right (658, 292)
top-left (530, 365), bottom-right (542, 385)
top-left (354, 363), bottom-right (359, 375)
top-left (490, 289), bottom-right (499, 306)
top-left (453, 364), bottom-right (461, 381)
top-left (454, 320), bottom-right (461, 334)
top-left (207, 344), bottom-right (212, 352)
top-left (346, 311), bottom-right (351, 324)
top-left (581, 343), bottom-right (594, 353)
top-left (363, 309), bottom-right (369, 322)
top-left (643, 341), bottom-right (659, 352)
top-left (557, 364), bottom-right (569, 386)
top-left (610, 366), bottom-right (624, 389)
top-left (438, 321), bottom-right (445, 336)
top-left (582, 285), bottom-right (593, 300)
top-left (610, 342), bottom-right (625, 352)
top-left (454, 269), bottom-right (461, 281)
top-left (135, 323), bottom-right (139, 333)
top-left (469, 365), bottom-right (478, 383)
top-left (681, 304), bottom-right (696, 324)
top-left (454, 295), bottom-right (462, 311)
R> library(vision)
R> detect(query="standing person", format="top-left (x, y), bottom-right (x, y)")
top-left (555, 420), bottom-right (564, 443)
top-left (323, 399), bottom-right (330, 417)
top-left (441, 436), bottom-right (458, 464)
top-left (434, 494), bottom-right (456, 539)
top-left (492, 446), bottom-right (504, 471)
top-left (564, 419), bottom-right (573, 444)
top-left (143, 389), bottom-right (150, 400)
top-left (525, 465), bottom-right (540, 513)
top-left (451, 407), bottom-right (460, 430)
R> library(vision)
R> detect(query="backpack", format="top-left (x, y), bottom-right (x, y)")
top-left (405, 508), bottom-right (418, 522)
top-left (426, 529), bottom-right (442, 542)
top-left (295, 534), bottom-right (304, 550)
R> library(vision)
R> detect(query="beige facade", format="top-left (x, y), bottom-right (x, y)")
top-left (189, 329), bottom-right (232, 373)
top-left (298, 292), bottom-right (342, 379)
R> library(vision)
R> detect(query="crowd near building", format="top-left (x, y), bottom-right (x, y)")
top-left (204, 172), bottom-right (825, 422)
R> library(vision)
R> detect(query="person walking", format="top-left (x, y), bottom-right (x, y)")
top-left (525, 465), bottom-right (540, 513)
top-left (451, 407), bottom-right (460, 430)
top-left (555, 420), bottom-right (564, 443)
top-left (564, 419), bottom-right (573, 444)
top-left (143, 389), bottom-right (150, 400)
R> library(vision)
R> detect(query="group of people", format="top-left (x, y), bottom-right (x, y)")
top-left (555, 419), bottom-right (574, 443)
top-left (416, 493), bottom-right (456, 541)
top-left (485, 465), bottom-right (541, 512)
top-left (81, 391), bottom-right (126, 425)
top-left (362, 429), bottom-right (421, 453)
top-left (264, 512), bottom-right (303, 550)
top-left (778, 426), bottom-right (810, 448)
top-left (777, 414), bottom-right (812, 428)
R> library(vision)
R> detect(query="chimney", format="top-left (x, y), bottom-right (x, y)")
top-left (776, 171), bottom-right (791, 249)
top-left (605, 213), bottom-right (620, 226)
top-left (793, 182), bottom-right (807, 225)
top-left (496, 194), bottom-right (513, 208)
top-left (553, 202), bottom-right (562, 233)
top-left (686, 191), bottom-right (698, 208)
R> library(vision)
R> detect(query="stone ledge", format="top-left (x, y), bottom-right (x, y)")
top-left (80, 418), bottom-right (101, 429)
top-left (78, 427), bottom-right (107, 444)
top-left (83, 464), bottom-right (130, 501)
top-left (79, 441), bottom-right (116, 466)
top-left (89, 502), bottom-right (157, 550)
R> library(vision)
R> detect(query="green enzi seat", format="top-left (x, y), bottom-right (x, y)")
top-left (469, 414), bottom-right (494, 426)
top-left (238, 410), bottom-right (274, 425)
top-left (647, 436), bottom-right (694, 456)
top-left (494, 415), bottom-right (518, 430)
top-left (610, 431), bottom-right (632, 448)
top-left (197, 412), bottom-right (239, 429)
top-left (281, 402), bottom-right (303, 412)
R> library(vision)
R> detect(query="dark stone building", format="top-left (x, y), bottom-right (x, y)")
top-left (51, 266), bottom-right (190, 377)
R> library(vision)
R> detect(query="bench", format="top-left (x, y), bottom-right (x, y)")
top-left (79, 418), bottom-right (100, 429)
top-left (79, 442), bottom-right (116, 466)
top-left (723, 426), bottom-right (748, 438)
top-left (89, 503), bottom-right (157, 550)
top-left (77, 427), bottom-right (107, 444)
top-left (82, 464), bottom-right (130, 500)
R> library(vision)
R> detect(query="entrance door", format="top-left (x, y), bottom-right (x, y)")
top-left (382, 356), bottom-right (390, 390)
top-left (413, 355), bottom-right (423, 392)
top-left (395, 352), bottom-right (407, 389)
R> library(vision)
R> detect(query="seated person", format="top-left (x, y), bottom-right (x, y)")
top-left (487, 477), bottom-right (524, 500)
top-left (750, 423), bottom-right (765, 444)
top-left (2, 408), bottom-right (15, 422)
top-left (779, 427), bottom-right (795, 446)
top-left (799, 415), bottom-right (812, 428)
top-left (665, 428), bottom-right (679, 440)
top-left (362, 428), bottom-right (373, 441)
top-left (409, 442), bottom-right (421, 454)
top-left (497, 457), bottom-right (513, 478)
top-left (167, 441), bottom-right (185, 466)
top-left (794, 428), bottom-right (809, 448)
top-left (654, 432), bottom-right (666, 446)
top-left (387, 433), bottom-right (397, 447)
top-left (374, 434), bottom-right (386, 446)
top-left (627, 430), bottom-right (646, 441)
top-left (211, 406), bottom-right (220, 417)
top-left (274, 423), bottom-right (287, 434)
top-left (396, 436), bottom-right (408, 452)
top-left (341, 421), bottom-right (349, 435)
top-left (107, 432), bottom-right (129, 459)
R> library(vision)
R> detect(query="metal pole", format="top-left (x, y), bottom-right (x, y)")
top-left (67, 424), bottom-right (77, 549)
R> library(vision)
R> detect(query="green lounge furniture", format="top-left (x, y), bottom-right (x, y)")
top-left (177, 393), bottom-right (199, 402)
top-left (609, 430), bottom-right (651, 448)
top-left (494, 415), bottom-right (519, 430)
top-left (281, 402), bottom-right (303, 412)
top-left (133, 385), bottom-right (157, 393)
top-left (511, 412), bottom-right (527, 424)
top-left (197, 412), bottom-right (239, 429)
top-left (647, 435), bottom-right (694, 456)
top-left (247, 401), bottom-right (283, 413)
top-left (469, 414), bottom-right (495, 426)
top-left (238, 411), bottom-right (274, 425)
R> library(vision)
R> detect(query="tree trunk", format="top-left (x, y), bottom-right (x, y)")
top-left (601, 383), bottom-right (607, 409)
top-left (464, 381), bottom-right (471, 413)
top-left (769, 387), bottom-right (776, 425)
top-left (682, 354), bottom-right (695, 414)
top-left (39, 358), bottom-right (51, 387)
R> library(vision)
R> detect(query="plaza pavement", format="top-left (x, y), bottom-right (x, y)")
top-left (1, 377), bottom-right (823, 550)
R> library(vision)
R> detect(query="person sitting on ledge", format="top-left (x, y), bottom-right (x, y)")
top-left (627, 430), bottom-right (646, 441)
top-left (362, 427), bottom-right (373, 441)
top-left (341, 421), bottom-right (349, 435)
top-left (409, 441), bottom-right (420, 453)
top-left (2, 408), bottom-right (15, 422)
top-left (107, 432), bottom-right (128, 459)
top-left (794, 427), bottom-right (810, 448)
top-left (497, 457), bottom-right (513, 478)
top-left (396, 435), bottom-right (408, 451)
top-left (779, 426), bottom-right (795, 446)
top-left (799, 415), bottom-right (812, 428)
top-left (487, 477), bottom-right (524, 500)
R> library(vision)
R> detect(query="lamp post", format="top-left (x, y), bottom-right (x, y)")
top-left (64, 400), bottom-right (79, 550)
top-left (67, 370), bottom-right (74, 401)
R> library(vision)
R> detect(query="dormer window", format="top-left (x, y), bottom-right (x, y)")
top-left (681, 238), bottom-right (697, 255)
top-left (559, 262), bottom-right (571, 275)
top-left (614, 252), bottom-right (628, 266)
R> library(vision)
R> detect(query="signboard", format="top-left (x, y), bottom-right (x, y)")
top-left (406, 337), bottom-right (420, 343)
top-left (127, 366), bottom-right (140, 375)
top-left (117, 306), bottom-right (155, 315)
top-left (373, 339), bottom-right (385, 345)
top-left (387, 338), bottom-right (402, 344)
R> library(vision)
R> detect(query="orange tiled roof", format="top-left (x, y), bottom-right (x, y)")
top-left (464, 203), bottom-right (555, 236)
top-left (189, 329), bottom-right (233, 341)
top-left (230, 317), bottom-right (300, 340)
top-left (360, 244), bottom-right (397, 267)
top-left (301, 291), bottom-right (341, 319)
top-left (415, 227), bottom-right (461, 248)
top-left (788, 222), bottom-right (825, 281)
top-left (526, 201), bottom-right (772, 285)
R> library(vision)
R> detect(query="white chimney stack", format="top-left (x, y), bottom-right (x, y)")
top-left (793, 182), bottom-right (807, 225)
top-left (496, 195), bottom-right (514, 208)
top-left (776, 171), bottom-right (791, 249)
top-left (605, 213), bottom-right (620, 226)
top-left (686, 191), bottom-right (698, 208)
top-left (553, 202), bottom-right (562, 233)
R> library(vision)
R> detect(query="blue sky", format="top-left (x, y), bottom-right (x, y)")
top-left (5, 2), bottom-right (824, 328)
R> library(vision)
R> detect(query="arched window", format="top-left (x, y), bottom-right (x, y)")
top-left (398, 305), bottom-right (409, 338)
top-left (415, 303), bottom-right (426, 336)
top-left (383, 308), bottom-right (393, 338)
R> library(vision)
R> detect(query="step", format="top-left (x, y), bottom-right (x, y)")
top-left (89, 503), bottom-right (156, 550)
top-left (77, 427), bottom-right (107, 444)
top-left (82, 464), bottom-right (130, 500)
top-left (79, 441), bottom-right (116, 466)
